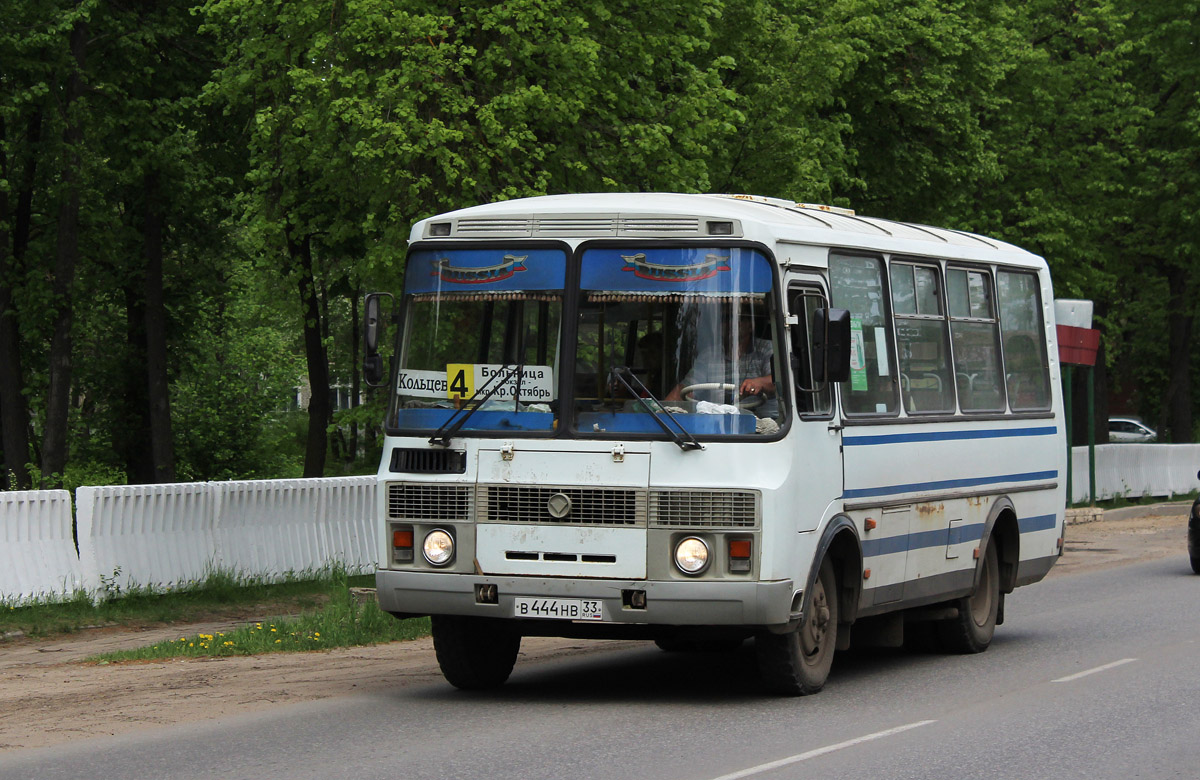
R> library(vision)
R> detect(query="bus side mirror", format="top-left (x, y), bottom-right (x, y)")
top-left (813, 307), bottom-right (852, 384)
top-left (363, 292), bottom-right (393, 387)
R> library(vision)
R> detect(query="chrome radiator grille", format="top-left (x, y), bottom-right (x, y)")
top-left (479, 485), bottom-right (644, 526)
top-left (387, 484), bottom-right (471, 521)
top-left (649, 490), bottom-right (759, 529)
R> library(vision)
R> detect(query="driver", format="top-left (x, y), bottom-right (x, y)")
top-left (666, 312), bottom-right (775, 408)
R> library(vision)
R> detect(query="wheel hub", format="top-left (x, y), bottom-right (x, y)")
top-left (802, 586), bottom-right (830, 657)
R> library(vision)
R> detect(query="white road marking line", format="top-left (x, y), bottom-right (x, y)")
top-left (1052, 657), bottom-right (1138, 683)
top-left (705, 720), bottom-right (937, 780)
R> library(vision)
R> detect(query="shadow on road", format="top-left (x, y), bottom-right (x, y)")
top-left (404, 632), bottom-right (1032, 705)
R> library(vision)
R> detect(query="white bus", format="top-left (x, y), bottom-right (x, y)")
top-left (363, 193), bottom-right (1066, 695)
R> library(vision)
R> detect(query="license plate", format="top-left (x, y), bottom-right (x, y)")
top-left (513, 597), bottom-right (603, 621)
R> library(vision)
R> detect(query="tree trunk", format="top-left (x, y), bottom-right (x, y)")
top-left (1163, 266), bottom-right (1194, 442)
top-left (0, 128), bottom-right (21, 488)
top-left (121, 280), bottom-right (154, 483)
top-left (41, 19), bottom-right (88, 485)
top-left (0, 111), bottom-right (39, 490)
top-left (349, 288), bottom-right (360, 464)
top-left (292, 233), bottom-right (329, 478)
top-left (143, 172), bottom-right (175, 482)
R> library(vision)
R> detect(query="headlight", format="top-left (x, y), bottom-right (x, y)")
top-left (674, 536), bottom-right (710, 575)
top-left (422, 529), bottom-right (455, 566)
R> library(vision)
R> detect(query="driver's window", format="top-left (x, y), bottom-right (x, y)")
top-left (788, 285), bottom-right (832, 415)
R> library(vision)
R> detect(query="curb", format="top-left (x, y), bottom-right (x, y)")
top-left (350, 586), bottom-right (376, 605)
top-left (1065, 507), bottom-right (1104, 525)
top-left (1066, 501), bottom-right (1192, 525)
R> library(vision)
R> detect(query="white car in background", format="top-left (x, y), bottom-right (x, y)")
top-left (1107, 416), bottom-right (1157, 443)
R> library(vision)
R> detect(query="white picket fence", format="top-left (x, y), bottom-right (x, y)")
top-left (1070, 444), bottom-right (1200, 504)
top-left (3, 476), bottom-right (376, 604)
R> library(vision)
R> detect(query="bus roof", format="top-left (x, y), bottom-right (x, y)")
top-left (410, 193), bottom-right (1044, 268)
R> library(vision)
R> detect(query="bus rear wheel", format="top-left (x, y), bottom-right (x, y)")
top-left (936, 541), bottom-right (999, 654)
top-left (755, 558), bottom-right (838, 695)
top-left (431, 615), bottom-right (521, 690)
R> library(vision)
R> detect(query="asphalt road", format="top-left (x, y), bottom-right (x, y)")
top-left (3, 553), bottom-right (1198, 780)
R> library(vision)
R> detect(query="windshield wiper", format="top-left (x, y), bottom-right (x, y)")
top-left (609, 367), bottom-right (703, 452)
top-left (429, 364), bottom-right (524, 447)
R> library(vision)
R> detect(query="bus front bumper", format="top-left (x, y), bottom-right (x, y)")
top-left (375, 569), bottom-right (797, 628)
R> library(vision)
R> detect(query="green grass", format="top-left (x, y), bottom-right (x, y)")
top-left (0, 565), bottom-right (421, 646)
top-left (88, 585), bottom-right (430, 663)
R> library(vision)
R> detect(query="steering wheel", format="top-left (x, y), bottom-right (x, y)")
top-left (679, 382), bottom-right (763, 410)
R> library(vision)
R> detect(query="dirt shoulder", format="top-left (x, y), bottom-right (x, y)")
top-left (1, 507), bottom-right (1192, 752)
top-left (1050, 502), bottom-right (1192, 578)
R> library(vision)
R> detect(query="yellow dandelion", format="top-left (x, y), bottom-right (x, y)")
top-left (314, 632), bottom-right (320, 638)
top-left (270, 628), bottom-right (277, 633)
top-left (274, 639), bottom-right (281, 644)
top-left (188, 643), bottom-right (194, 647)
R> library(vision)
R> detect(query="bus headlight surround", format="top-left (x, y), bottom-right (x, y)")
top-left (422, 528), bottom-right (455, 566)
top-left (674, 536), bottom-right (711, 575)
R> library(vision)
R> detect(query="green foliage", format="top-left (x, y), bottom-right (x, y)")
top-left (3, 0), bottom-right (1199, 488)
top-left (170, 259), bottom-right (309, 481)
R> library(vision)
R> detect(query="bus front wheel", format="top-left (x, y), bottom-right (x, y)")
top-left (755, 557), bottom-right (838, 695)
top-left (431, 615), bottom-right (521, 690)
top-left (937, 541), bottom-right (999, 654)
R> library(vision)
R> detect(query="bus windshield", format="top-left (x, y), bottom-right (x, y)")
top-left (573, 246), bottom-right (785, 437)
top-left (392, 247), bottom-right (565, 434)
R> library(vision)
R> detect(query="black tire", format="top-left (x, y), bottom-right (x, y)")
top-left (936, 541), bottom-right (999, 654)
top-left (1190, 507), bottom-right (1199, 574)
top-left (431, 615), bottom-right (521, 690)
top-left (755, 557), bottom-right (838, 695)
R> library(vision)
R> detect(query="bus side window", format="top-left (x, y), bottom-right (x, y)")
top-left (997, 270), bottom-right (1051, 411)
top-left (788, 287), bottom-right (832, 415)
top-left (829, 254), bottom-right (899, 416)
top-left (890, 261), bottom-right (954, 414)
top-left (947, 267), bottom-right (1005, 412)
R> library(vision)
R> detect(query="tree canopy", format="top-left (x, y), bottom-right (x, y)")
top-left (1, 0), bottom-right (1196, 489)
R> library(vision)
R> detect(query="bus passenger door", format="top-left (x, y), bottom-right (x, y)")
top-left (786, 280), bottom-right (844, 529)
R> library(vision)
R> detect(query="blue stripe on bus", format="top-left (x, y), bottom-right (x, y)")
top-left (843, 426), bottom-right (1058, 446)
top-left (862, 523), bottom-right (986, 557)
top-left (1018, 513), bottom-right (1058, 533)
top-left (862, 515), bottom-right (1060, 558)
top-left (843, 470), bottom-right (1058, 500)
